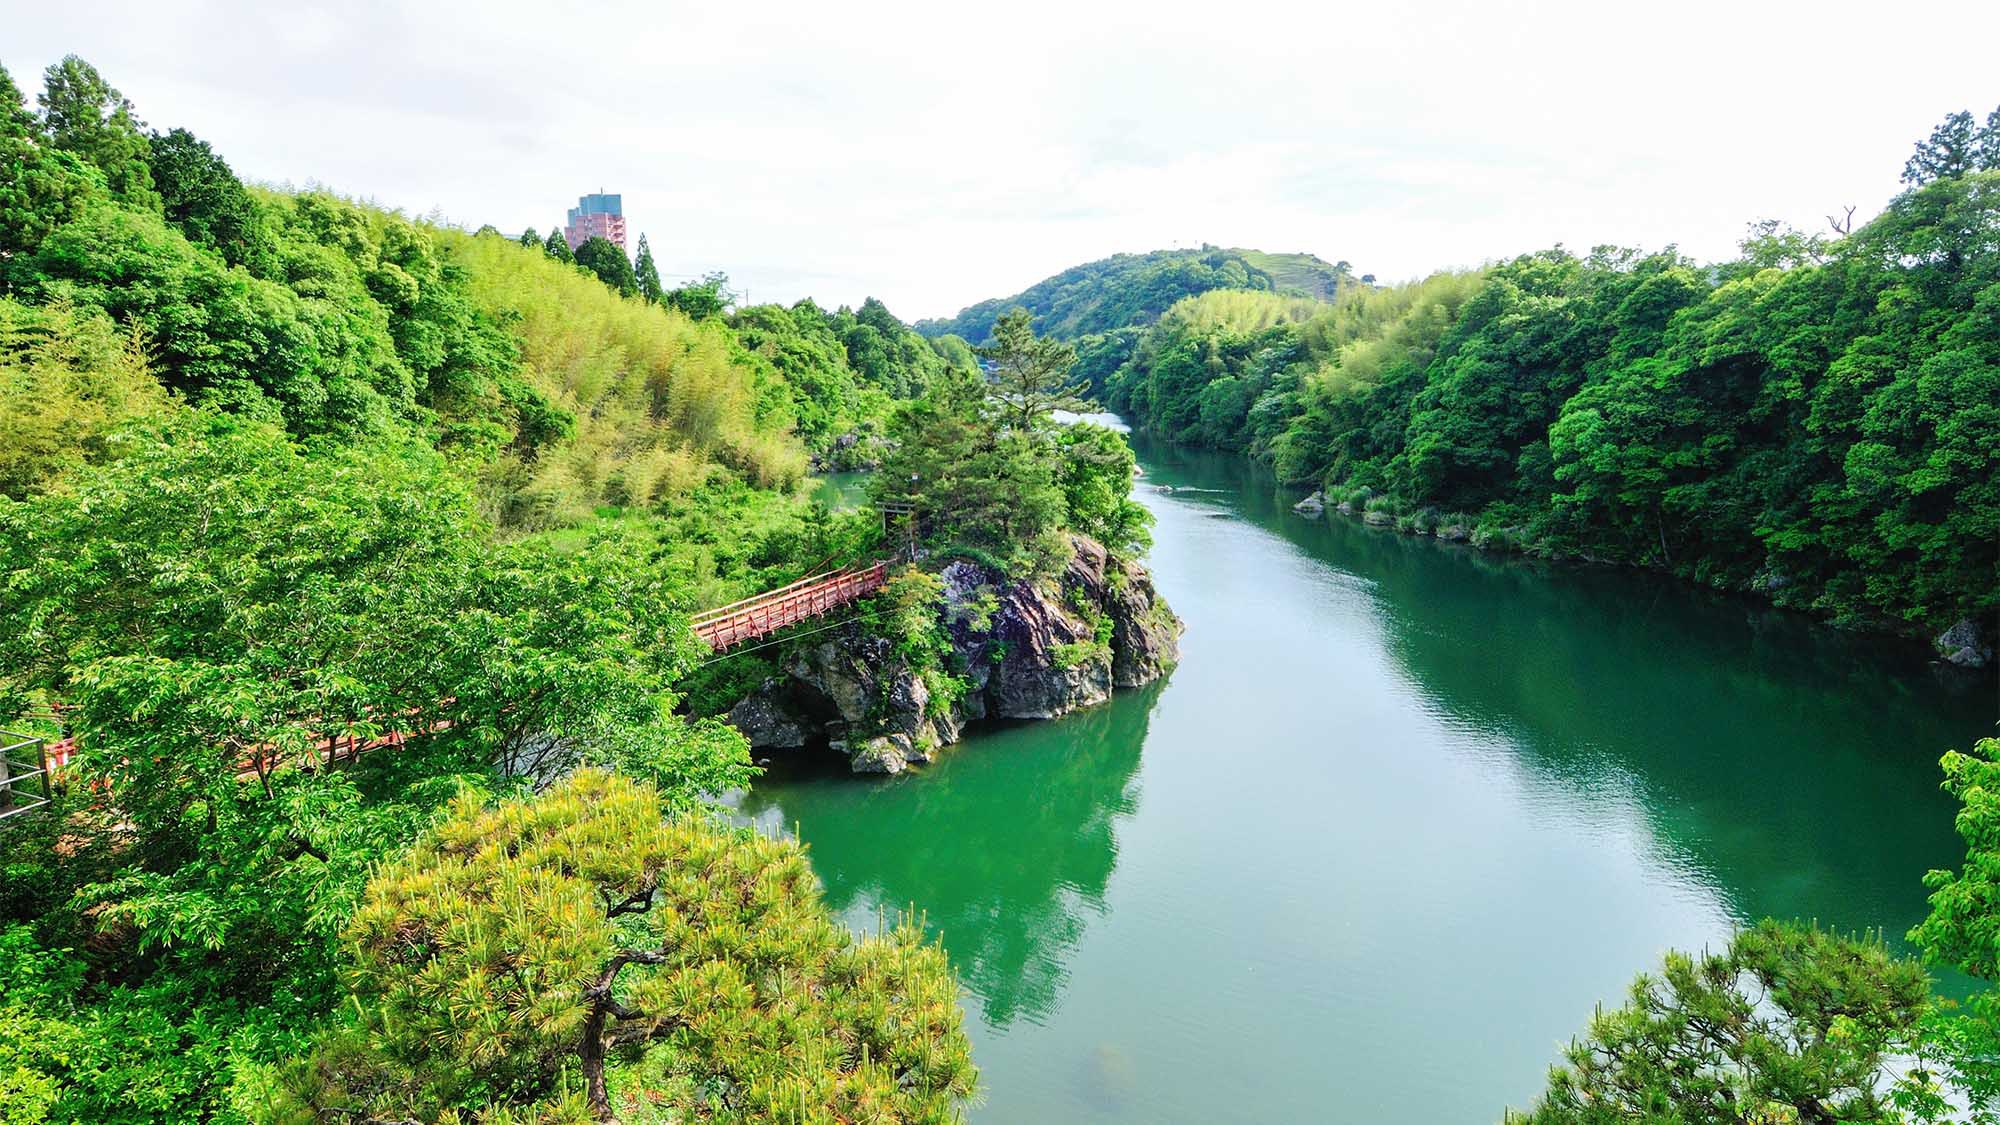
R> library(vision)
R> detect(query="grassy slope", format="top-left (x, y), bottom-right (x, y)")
top-left (441, 230), bottom-right (807, 529)
top-left (1231, 249), bottom-right (1349, 299)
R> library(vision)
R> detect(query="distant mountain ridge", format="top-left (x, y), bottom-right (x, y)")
top-left (915, 245), bottom-right (1354, 344)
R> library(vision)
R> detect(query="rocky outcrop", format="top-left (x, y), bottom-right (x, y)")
top-left (1937, 618), bottom-right (1994, 669)
top-left (1293, 491), bottom-right (1324, 515)
top-left (806, 429), bottom-right (888, 472)
top-left (727, 535), bottom-right (1180, 773)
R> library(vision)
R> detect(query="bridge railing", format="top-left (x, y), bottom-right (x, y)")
top-left (0, 731), bottom-right (52, 821)
top-left (691, 562), bottom-right (890, 651)
top-left (689, 565), bottom-right (858, 629)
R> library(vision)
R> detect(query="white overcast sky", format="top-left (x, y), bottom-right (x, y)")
top-left (7, 0), bottom-right (1997, 319)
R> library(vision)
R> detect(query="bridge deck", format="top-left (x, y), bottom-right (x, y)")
top-left (691, 562), bottom-right (889, 651)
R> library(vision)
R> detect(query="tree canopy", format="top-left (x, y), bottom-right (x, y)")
top-left (634, 232), bottom-right (663, 304)
top-left (1511, 922), bottom-right (1934, 1124)
top-left (275, 770), bottom-right (976, 1124)
top-left (1908, 737), bottom-right (2000, 1119)
top-left (875, 313), bottom-right (1149, 571)
top-left (0, 54), bottom-right (976, 1124)
top-left (575, 234), bottom-right (638, 298)
top-left (1095, 108), bottom-right (2000, 642)
top-left (914, 245), bottom-right (1352, 343)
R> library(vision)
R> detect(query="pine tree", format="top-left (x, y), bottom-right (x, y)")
top-left (1901, 105), bottom-right (2000, 185)
top-left (518, 226), bottom-right (539, 248)
top-left (634, 233), bottom-right (664, 304)
top-left (0, 62), bottom-right (100, 258)
top-left (277, 770), bottom-right (977, 1123)
top-left (37, 55), bottom-right (159, 211)
top-left (1511, 921), bottom-right (1932, 1122)
top-left (543, 226), bottom-right (574, 264)
top-left (979, 307), bottom-right (1089, 432)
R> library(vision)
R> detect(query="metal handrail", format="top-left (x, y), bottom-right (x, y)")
top-left (0, 731), bottom-right (52, 821)
top-left (688, 565), bottom-right (858, 625)
top-left (692, 562), bottom-right (890, 652)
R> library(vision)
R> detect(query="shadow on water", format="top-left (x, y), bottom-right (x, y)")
top-left (1136, 434), bottom-right (1995, 949)
top-left (734, 679), bottom-right (1165, 1027)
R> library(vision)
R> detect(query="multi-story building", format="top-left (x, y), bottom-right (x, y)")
top-left (563, 193), bottom-right (626, 251)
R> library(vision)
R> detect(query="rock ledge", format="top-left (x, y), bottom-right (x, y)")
top-left (727, 535), bottom-right (1181, 773)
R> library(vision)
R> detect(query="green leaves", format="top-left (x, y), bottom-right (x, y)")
top-left (1057, 422), bottom-right (1152, 557)
top-left (871, 312), bottom-right (1149, 574)
top-left (573, 236), bottom-right (637, 299)
top-left (281, 771), bottom-right (976, 1124)
top-left (0, 414), bottom-right (757, 1112)
top-left (980, 306), bottom-right (1088, 432)
top-left (633, 234), bottom-right (663, 305)
top-left (1515, 921), bottom-right (1934, 1124)
top-left (1907, 738), bottom-right (2000, 1120)
top-left (36, 55), bottom-right (157, 213)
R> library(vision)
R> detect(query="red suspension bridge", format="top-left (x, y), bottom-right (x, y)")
top-left (690, 562), bottom-right (890, 652)
top-left (0, 550), bottom-right (906, 818)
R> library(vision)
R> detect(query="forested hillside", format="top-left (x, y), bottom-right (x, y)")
top-left (1102, 111), bottom-right (2000, 650)
top-left (913, 245), bottom-right (1353, 344)
top-left (0, 55), bottom-right (982, 1124)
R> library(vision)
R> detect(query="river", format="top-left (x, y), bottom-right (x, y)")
top-left (738, 435), bottom-right (1997, 1123)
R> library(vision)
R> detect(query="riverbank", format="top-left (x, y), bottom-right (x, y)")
top-left (1256, 478), bottom-right (1996, 670)
top-left (739, 436), bottom-right (1995, 1123)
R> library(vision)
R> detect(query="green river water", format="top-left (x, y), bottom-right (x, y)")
top-left (743, 436), bottom-right (1997, 1123)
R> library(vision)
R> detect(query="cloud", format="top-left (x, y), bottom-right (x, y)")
top-left (7, 0), bottom-right (1996, 318)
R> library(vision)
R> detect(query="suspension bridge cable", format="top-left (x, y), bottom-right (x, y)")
top-left (693, 611), bottom-right (868, 668)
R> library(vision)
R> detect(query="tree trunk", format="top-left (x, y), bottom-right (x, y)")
top-left (580, 997), bottom-right (615, 1123)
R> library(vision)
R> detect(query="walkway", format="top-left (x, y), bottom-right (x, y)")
top-left (690, 562), bottom-right (889, 651)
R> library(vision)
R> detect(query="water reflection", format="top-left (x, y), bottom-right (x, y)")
top-left (735, 680), bottom-right (1162, 1026)
top-left (745, 433), bottom-right (1995, 1122)
top-left (1134, 435), bottom-right (1992, 948)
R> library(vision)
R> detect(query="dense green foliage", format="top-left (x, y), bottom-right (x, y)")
top-left (1517, 736), bottom-right (2000, 1123)
top-left (574, 233), bottom-right (638, 298)
top-left (0, 297), bottom-right (164, 496)
top-left (913, 245), bottom-right (1352, 344)
top-left (37, 55), bottom-right (157, 211)
top-left (1100, 113), bottom-right (1999, 640)
top-left (543, 226), bottom-right (574, 264)
top-left (875, 312), bottom-right (1150, 571)
top-left (0, 54), bottom-right (982, 1125)
top-left (1512, 921), bottom-right (1935, 1123)
top-left (633, 232), bottom-right (663, 304)
top-left (5, 45), bottom-right (1987, 1125)
top-left (728, 295), bottom-right (972, 469)
top-left (1909, 737), bottom-right (2000, 1120)
top-left (0, 416), bottom-right (757, 1123)
top-left (274, 770), bottom-right (974, 1124)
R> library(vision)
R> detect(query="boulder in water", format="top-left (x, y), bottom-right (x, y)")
top-left (847, 735), bottom-right (909, 775)
top-left (1937, 618), bottom-right (1994, 668)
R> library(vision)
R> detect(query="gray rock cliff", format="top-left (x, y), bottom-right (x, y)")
top-left (726, 534), bottom-right (1180, 773)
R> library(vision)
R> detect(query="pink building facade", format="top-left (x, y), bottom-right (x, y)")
top-left (563, 193), bottom-right (626, 251)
